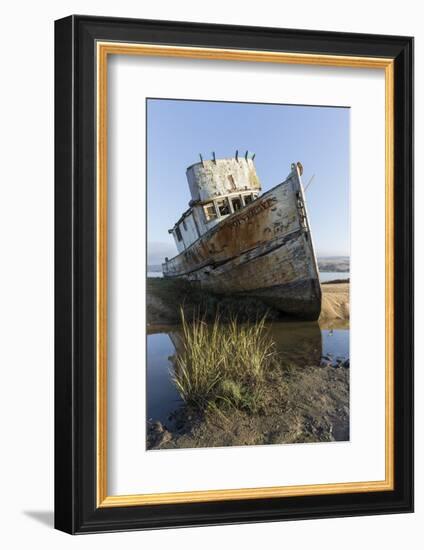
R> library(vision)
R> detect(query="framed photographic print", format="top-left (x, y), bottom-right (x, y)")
top-left (54, 15), bottom-right (414, 533)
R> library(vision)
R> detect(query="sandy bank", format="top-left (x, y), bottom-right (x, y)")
top-left (320, 282), bottom-right (350, 324)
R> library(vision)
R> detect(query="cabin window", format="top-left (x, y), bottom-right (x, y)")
top-left (175, 226), bottom-right (182, 241)
top-left (182, 220), bottom-right (187, 231)
top-left (231, 196), bottom-right (242, 212)
top-left (244, 194), bottom-right (254, 205)
top-left (203, 203), bottom-right (218, 222)
top-left (217, 198), bottom-right (230, 216)
top-left (227, 174), bottom-right (237, 191)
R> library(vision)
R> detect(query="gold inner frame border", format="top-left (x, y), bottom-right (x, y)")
top-left (96, 42), bottom-right (395, 508)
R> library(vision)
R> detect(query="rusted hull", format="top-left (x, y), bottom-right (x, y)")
top-left (163, 168), bottom-right (322, 320)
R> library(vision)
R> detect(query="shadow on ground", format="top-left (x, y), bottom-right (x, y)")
top-left (23, 510), bottom-right (54, 528)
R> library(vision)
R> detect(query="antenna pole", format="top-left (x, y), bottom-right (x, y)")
top-left (304, 174), bottom-right (315, 192)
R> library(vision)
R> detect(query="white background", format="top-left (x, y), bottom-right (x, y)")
top-left (0, 0), bottom-right (421, 548)
top-left (108, 57), bottom-right (386, 495)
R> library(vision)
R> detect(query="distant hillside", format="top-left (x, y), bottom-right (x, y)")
top-left (148, 264), bottom-right (163, 273)
top-left (317, 256), bottom-right (350, 273)
top-left (149, 257), bottom-right (350, 274)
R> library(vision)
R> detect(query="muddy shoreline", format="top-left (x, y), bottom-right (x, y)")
top-left (146, 278), bottom-right (350, 451)
top-left (148, 357), bottom-right (349, 450)
top-left (147, 277), bottom-right (350, 327)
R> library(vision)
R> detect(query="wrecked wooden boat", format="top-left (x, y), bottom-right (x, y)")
top-left (162, 153), bottom-right (322, 320)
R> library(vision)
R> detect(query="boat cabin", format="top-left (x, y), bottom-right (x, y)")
top-left (168, 154), bottom-right (262, 253)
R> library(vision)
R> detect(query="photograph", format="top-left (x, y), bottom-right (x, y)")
top-left (146, 98), bottom-right (350, 451)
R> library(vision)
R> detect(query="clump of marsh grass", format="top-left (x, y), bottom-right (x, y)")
top-left (171, 309), bottom-right (277, 414)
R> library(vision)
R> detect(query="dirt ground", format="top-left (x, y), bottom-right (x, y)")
top-left (147, 356), bottom-right (349, 450)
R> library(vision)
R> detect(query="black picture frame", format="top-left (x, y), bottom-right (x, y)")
top-left (55, 14), bottom-right (414, 534)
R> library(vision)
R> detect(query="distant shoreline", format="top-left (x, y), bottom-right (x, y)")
top-left (148, 271), bottom-right (349, 286)
top-left (147, 256), bottom-right (350, 274)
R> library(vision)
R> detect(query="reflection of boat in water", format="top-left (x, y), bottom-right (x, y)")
top-left (167, 322), bottom-right (322, 369)
top-left (268, 322), bottom-right (322, 368)
top-left (162, 154), bottom-right (321, 321)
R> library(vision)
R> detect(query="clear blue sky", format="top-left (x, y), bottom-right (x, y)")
top-left (147, 98), bottom-right (350, 264)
